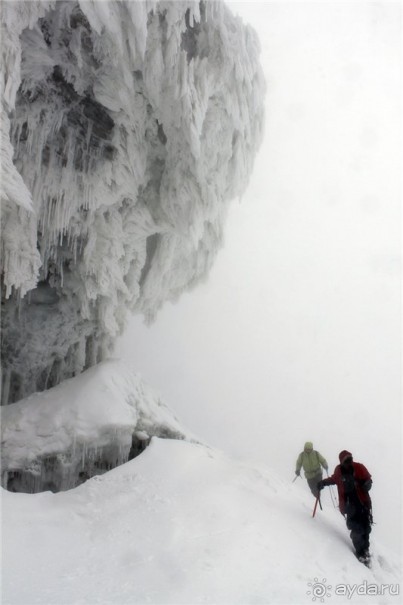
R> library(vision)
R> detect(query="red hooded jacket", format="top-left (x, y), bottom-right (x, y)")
top-left (322, 451), bottom-right (372, 515)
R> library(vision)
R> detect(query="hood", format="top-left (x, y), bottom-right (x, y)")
top-left (339, 450), bottom-right (353, 464)
top-left (304, 442), bottom-right (313, 451)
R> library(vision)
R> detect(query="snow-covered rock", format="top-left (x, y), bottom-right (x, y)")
top-left (0, 359), bottom-right (194, 492)
top-left (1, 0), bottom-right (265, 404)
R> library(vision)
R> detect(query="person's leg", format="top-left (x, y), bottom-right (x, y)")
top-left (350, 525), bottom-right (367, 556)
top-left (346, 508), bottom-right (371, 558)
top-left (307, 472), bottom-right (322, 497)
top-left (359, 508), bottom-right (372, 555)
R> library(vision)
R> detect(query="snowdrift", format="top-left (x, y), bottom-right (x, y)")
top-left (1, 359), bottom-right (193, 492)
top-left (2, 437), bottom-right (401, 604)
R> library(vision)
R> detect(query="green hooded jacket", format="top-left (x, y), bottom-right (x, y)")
top-left (296, 442), bottom-right (328, 479)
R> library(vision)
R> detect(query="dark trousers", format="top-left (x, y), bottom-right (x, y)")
top-left (345, 500), bottom-right (372, 557)
top-left (307, 472), bottom-right (323, 497)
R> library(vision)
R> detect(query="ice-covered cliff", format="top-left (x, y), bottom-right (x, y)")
top-left (1, 0), bottom-right (265, 405)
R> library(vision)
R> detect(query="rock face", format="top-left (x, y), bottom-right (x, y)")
top-left (1, 0), bottom-right (265, 405)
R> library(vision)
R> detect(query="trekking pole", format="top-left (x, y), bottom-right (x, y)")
top-left (326, 471), bottom-right (337, 508)
top-left (329, 486), bottom-right (337, 508)
top-left (292, 474), bottom-right (301, 483)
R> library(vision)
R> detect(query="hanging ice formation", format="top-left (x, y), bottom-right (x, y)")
top-left (1, 0), bottom-right (265, 405)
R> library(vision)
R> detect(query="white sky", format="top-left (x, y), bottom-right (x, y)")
top-left (117, 1), bottom-right (402, 554)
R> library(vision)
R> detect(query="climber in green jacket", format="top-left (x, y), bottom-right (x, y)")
top-left (295, 442), bottom-right (328, 497)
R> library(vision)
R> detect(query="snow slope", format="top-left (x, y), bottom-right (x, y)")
top-left (2, 437), bottom-right (401, 605)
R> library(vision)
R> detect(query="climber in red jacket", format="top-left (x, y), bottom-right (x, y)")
top-left (317, 450), bottom-right (373, 564)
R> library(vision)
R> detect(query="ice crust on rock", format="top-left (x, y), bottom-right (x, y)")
top-left (1, 0), bottom-right (265, 404)
top-left (0, 359), bottom-right (193, 492)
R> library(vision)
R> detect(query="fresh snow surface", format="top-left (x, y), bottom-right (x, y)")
top-left (2, 437), bottom-right (401, 605)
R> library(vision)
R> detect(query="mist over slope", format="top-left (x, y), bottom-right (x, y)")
top-left (1, 0), bottom-right (264, 404)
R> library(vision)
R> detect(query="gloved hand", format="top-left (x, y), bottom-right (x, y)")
top-left (295, 470), bottom-right (300, 476)
top-left (317, 480), bottom-right (325, 491)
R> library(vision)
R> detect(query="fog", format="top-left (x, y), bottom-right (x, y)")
top-left (116, 1), bottom-right (401, 554)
